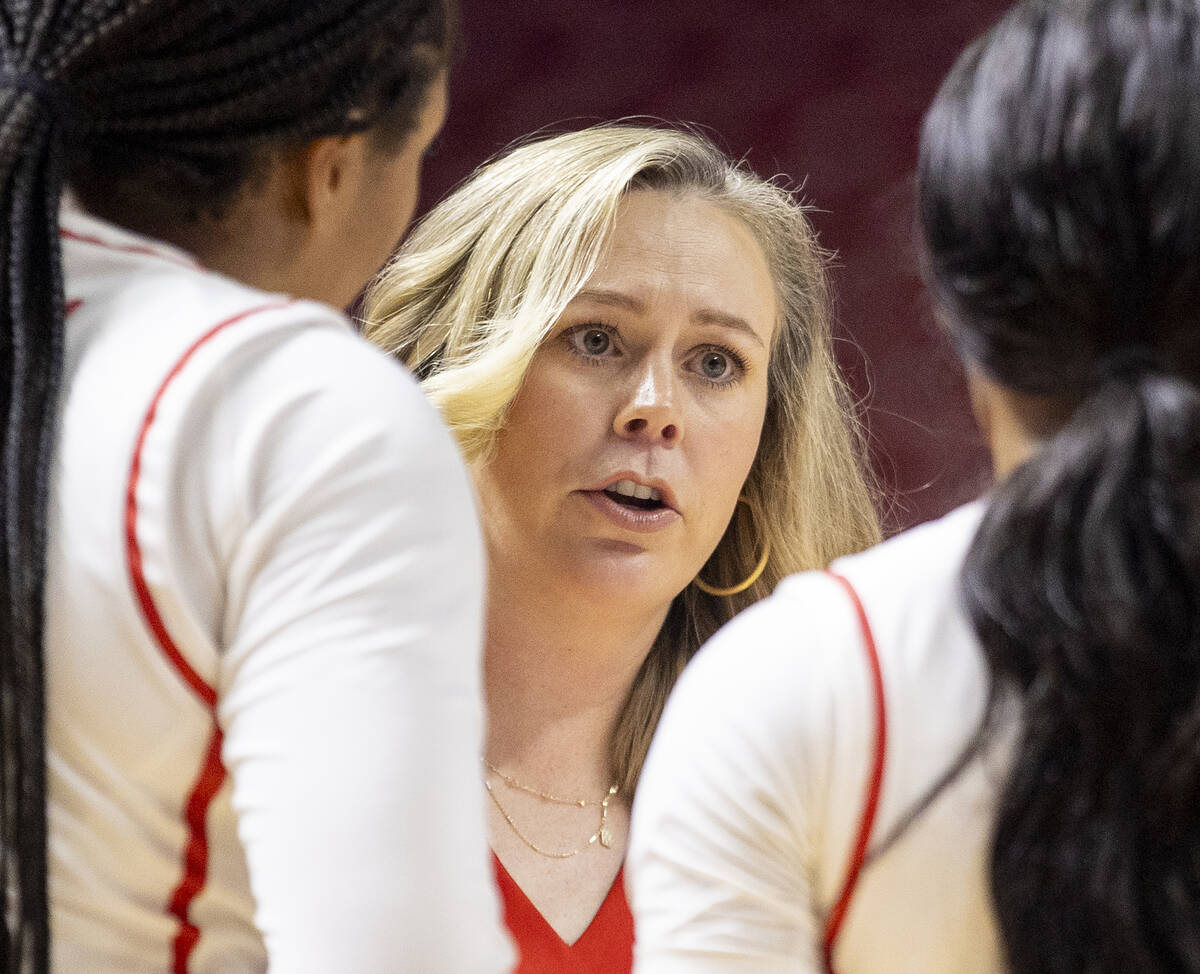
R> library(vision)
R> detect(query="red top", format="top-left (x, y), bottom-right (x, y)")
top-left (493, 855), bottom-right (634, 974)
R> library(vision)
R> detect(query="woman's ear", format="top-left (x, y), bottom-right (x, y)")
top-left (281, 132), bottom-right (371, 231)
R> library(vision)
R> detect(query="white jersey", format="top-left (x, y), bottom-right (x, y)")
top-left (46, 209), bottom-right (513, 974)
top-left (628, 502), bottom-right (1007, 974)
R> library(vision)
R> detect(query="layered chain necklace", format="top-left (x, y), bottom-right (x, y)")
top-left (483, 758), bottom-right (620, 860)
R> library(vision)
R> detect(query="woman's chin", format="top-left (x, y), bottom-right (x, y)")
top-left (564, 548), bottom-right (692, 608)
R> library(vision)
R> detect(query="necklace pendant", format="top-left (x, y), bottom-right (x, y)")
top-left (599, 827), bottom-right (614, 848)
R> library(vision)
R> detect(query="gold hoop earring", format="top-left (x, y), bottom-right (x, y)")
top-left (694, 497), bottom-right (771, 597)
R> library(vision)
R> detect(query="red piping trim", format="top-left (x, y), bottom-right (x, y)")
top-left (167, 727), bottom-right (226, 974)
top-left (124, 299), bottom-right (292, 970)
top-left (821, 570), bottom-right (888, 974)
top-left (61, 226), bottom-right (199, 269)
top-left (65, 298), bottom-right (82, 316)
top-left (125, 300), bottom-right (291, 708)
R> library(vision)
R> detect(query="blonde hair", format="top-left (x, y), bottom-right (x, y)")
top-left (364, 124), bottom-right (881, 792)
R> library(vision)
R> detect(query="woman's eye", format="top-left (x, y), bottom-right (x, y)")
top-left (694, 350), bottom-right (735, 382)
top-left (574, 327), bottom-right (612, 356)
top-left (701, 352), bottom-right (729, 378)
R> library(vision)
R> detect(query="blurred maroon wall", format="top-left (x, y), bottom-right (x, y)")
top-left (421, 1), bottom-right (1014, 531)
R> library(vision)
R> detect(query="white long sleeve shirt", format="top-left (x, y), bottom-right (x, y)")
top-left (628, 502), bottom-right (1006, 973)
top-left (46, 209), bottom-right (513, 973)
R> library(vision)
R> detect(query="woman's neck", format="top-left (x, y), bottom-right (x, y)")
top-left (483, 575), bottom-right (670, 795)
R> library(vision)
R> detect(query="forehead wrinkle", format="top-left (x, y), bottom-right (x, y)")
top-left (577, 194), bottom-right (777, 346)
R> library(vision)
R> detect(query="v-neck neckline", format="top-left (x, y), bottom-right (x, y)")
top-left (491, 852), bottom-right (633, 962)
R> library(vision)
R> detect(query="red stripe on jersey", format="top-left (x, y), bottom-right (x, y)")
top-left (167, 726), bottom-right (226, 974)
top-left (65, 298), bottom-right (82, 316)
top-left (61, 226), bottom-right (200, 268)
top-left (124, 299), bottom-right (292, 970)
top-left (821, 570), bottom-right (888, 974)
top-left (125, 300), bottom-right (292, 707)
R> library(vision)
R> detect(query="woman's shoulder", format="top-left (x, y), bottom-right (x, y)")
top-left (671, 501), bottom-right (986, 748)
top-left (61, 207), bottom-right (350, 364)
top-left (636, 501), bottom-right (992, 919)
top-left (824, 500), bottom-right (985, 609)
top-left (60, 205), bottom-right (442, 440)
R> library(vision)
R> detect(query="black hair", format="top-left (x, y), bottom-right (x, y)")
top-left (919, 0), bottom-right (1200, 970)
top-left (0, 2), bottom-right (456, 970)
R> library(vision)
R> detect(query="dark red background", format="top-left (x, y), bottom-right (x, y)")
top-left (422, 1), bottom-right (1014, 531)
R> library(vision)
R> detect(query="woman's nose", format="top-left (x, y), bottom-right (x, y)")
top-left (613, 362), bottom-right (682, 446)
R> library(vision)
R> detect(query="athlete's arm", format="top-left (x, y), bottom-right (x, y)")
top-left (210, 323), bottom-right (511, 972)
top-left (628, 576), bottom-right (858, 974)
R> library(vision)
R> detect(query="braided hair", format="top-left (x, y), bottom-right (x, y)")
top-left (920, 0), bottom-right (1200, 970)
top-left (0, 2), bottom-right (456, 970)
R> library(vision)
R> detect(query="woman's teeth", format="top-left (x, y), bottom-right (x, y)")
top-left (606, 479), bottom-right (662, 502)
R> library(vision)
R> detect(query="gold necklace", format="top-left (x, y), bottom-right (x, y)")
top-left (483, 759), bottom-right (616, 807)
top-left (482, 761), bottom-right (619, 860)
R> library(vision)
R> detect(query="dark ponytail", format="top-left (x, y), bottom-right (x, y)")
top-left (919, 0), bottom-right (1200, 970)
top-left (966, 369), bottom-right (1200, 972)
top-left (0, 3), bottom-right (457, 971)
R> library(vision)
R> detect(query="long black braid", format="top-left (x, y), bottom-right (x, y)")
top-left (0, 2), bottom-right (455, 971)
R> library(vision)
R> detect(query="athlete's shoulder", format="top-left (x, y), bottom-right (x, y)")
top-left (60, 205), bottom-right (411, 395)
top-left (61, 206), bottom-right (346, 327)
top-left (697, 500), bottom-right (987, 708)
top-left (676, 568), bottom-right (863, 745)
top-left (822, 500), bottom-right (985, 610)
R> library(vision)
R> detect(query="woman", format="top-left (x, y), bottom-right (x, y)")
top-left (364, 125), bottom-right (880, 972)
top-left (2, 2), bottom-right (510, 971)
top-left (629, 1), bottom-right (1200, 971)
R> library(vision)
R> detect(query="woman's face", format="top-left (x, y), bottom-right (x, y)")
top-left (475, 189), bottom-right (777, 611)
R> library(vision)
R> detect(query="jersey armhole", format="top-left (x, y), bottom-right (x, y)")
top-left (820, 570), bottom-right (888, 974)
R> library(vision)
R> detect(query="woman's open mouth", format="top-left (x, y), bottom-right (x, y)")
top-left (581, 480), bottom-right (679, 533)
top-left (603, 479), bottom-right (666, 511)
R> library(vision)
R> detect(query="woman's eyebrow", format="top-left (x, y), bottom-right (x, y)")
top-left (694, 309), bottom-right (765, 348)
top-left (573, 287), bottom-right (643, 311)
top-left (573, 288), bottom-right (764, 348)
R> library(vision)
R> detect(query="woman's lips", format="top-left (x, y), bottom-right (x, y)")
top-left (579, 490), bottom-right (681, 533)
